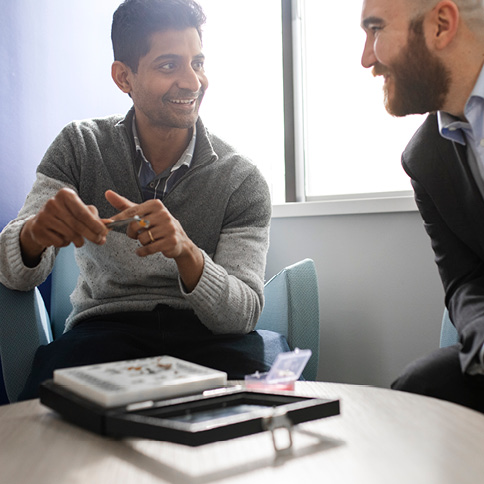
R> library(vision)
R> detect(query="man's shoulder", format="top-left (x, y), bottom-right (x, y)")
top-left (403, 113), bottom-right (448, 166)
top-left (196, 120), bottom-right (257, 172)
top-left (51, 113), bottom-right (130, 152)
top-left (405, 113), bottom-right (439, 149)
top-left (194, 124), bottom-right (269, 203)
top-left (208, 133), bottom-right (255, 168)
top-left (41, 113), bottom-right (131, 172)
top-left (65, 113), bottom-right (126, 134)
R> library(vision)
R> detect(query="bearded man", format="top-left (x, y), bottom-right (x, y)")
top-left (361, 0), bottom-right (484, 413)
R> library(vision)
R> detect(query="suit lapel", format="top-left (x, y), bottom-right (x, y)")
top-left (432, 128), bottom-right (484, 255)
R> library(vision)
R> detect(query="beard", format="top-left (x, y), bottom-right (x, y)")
top-left (132, 87), bottom-right (206, 131)
top-left (373, 19), bottom-right (451, 117)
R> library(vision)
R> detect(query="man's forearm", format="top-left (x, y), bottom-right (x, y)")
top-left (175, 241), bottom-right (205, 292)
top-left (19, 219), bottom-right (47, 268)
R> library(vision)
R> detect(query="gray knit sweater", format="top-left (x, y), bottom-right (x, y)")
top-left (0, 110), bottom-right (271, 334)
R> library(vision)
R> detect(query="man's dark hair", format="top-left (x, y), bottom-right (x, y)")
top-left (111, 0), bottom-right (206, 73)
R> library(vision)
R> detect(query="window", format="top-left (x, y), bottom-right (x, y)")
top-left (198, 0), bottom-right (286, 203)
top-left (297, 0), bottom-right (426, 201)
top-left (200, 0), bottom-right (425, 206)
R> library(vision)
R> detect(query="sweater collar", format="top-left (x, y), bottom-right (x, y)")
top-left (116, 106), bottom-right (218, 168)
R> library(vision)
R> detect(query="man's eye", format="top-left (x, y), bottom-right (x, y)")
top-left (192, 61), bottom-right (204, 70)
top-left (160, 63), bottom-right (176, 71)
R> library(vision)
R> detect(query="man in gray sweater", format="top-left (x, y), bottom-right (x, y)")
top-left (0, 0), bottom-right (289, 398)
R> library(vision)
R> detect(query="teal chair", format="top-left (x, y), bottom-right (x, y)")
top-left (440, 308), bottom-right (458, 348)
top-left (0, 246), bottom-right (78, 404)
top-left (256, 258), bottom-right (320, 381)
top-left (0, 246), bottom-right (320, 403)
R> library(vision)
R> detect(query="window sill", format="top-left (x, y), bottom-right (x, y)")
top-left (272, 192), bottom-right (417, 218)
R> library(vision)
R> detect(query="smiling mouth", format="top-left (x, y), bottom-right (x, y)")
top-left (374, 71), bottom-right (390, 84)
top-left (169, 98), bottom-right (197, 105)
top-left (372, 63), bottom-right (390, 79)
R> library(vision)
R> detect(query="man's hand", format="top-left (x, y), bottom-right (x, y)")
top-left (105, 189), bottom-right (204, 291)
top-left (20, 188), bottom-right (109, 267)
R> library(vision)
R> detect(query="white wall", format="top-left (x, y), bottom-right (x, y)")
top-left (266, 210), bottom-right (444, 388)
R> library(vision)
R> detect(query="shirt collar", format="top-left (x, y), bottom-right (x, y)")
top-left (131, 115), bottom-right (196, 173)
top-left (438, 63), bottom-right (484, 145)
top-left (438, 111), bottom-right (468, 145)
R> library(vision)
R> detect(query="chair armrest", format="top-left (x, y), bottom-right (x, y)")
top-left (283, 259), bottom-right (320, 380)
top-left (440, 308), bottom-right (458, 348)
top-left (50, 243), bottom-right (79, 338)
top-left (257, 259), bottom-right (320, 380)
top-left (257, 267), bottom-right (290, 338)
top-left (0, 283), bottom-right (52, 402)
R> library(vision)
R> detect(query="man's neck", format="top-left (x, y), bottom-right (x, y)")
top-left (443, 75), bottom-right (480, 121)
top-left (135, 118), bottom-right (193, 175)
top-left (440, 36), bottom-right (484, 120)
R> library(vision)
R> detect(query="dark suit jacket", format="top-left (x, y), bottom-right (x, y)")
top-left (402, 113), bottom-right (484, 372)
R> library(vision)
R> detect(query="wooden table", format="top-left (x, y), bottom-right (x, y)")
top-left (1, 381), bottom-right (483, 484)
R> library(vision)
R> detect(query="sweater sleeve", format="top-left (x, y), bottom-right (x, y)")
top-left (0, 120), bottom-right (85, 290)
top-left (0, 173), bottom-right (73, 290)
top-left (180, 166), bottom-right (271, 334)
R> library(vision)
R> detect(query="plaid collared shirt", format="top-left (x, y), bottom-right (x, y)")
top-left (132, 116), bottom-right (196, 200)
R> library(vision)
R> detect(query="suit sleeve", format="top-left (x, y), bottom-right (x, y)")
top-left (403, 160), bottom-right (484, 373)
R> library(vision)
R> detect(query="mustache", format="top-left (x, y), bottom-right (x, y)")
top-left (167, 88), bottom-right (205, 99)
top-left (372, 63), bottom-right (390, 77)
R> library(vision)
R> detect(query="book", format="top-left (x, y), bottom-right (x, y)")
top-left (53, 356), bottom-right (227, 408)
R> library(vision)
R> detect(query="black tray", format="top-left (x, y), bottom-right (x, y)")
top-left (40, 380), bottom-right (340, 447)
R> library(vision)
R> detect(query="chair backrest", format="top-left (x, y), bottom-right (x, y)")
top-left (0, 244), bottom-right (78, 403)
top-left (51, 249), bottom-right (322, 377)
top-left (256, 258), bottom-right (320, 380)
top-left (0, 285), bottom-right (51, 403)
top-left (51, 251), bottom-right (322, 379)
top-left (50, 244), bottom-right (80, 339)
top-left (440, 308), bottom-right (458, 348)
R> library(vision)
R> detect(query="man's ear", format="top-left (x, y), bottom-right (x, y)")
top-left (111, 61), bottom-right (133, 94)
top-left (427, 0), bottom-right (460, 50)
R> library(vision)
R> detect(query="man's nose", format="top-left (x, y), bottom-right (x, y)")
top-left (361, 37), bottom-right (377, 69)
top-left (177, 65), bottom-right (202, 92)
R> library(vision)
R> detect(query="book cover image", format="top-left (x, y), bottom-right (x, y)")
top-left (53, 356), bottom-right (227, 408)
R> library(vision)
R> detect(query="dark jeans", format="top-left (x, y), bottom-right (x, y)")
top-left (391, 344), bottom-right (484, 414)
top-left (19, 304), bottom-right (290, 400)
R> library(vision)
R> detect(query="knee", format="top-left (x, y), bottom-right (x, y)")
top-left (391, 345), bottom-right (462, 398)
top-left (391, 358), bottom-right (433, 395)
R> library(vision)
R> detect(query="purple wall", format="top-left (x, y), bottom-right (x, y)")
top-left (0, 0), bottom-right (132, 403)
top-left (1, 0), bottom-right (131, 228)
